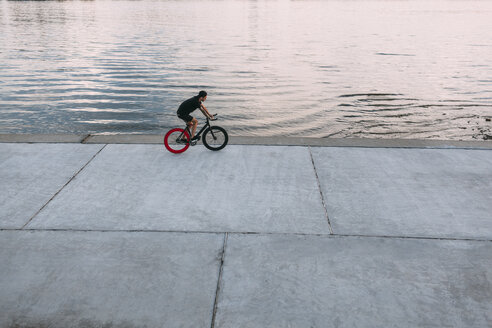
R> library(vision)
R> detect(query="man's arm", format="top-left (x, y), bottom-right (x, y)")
top-left (200, 104), bottom-right (214, 119)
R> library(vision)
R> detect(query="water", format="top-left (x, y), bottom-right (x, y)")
top-left (1, 0), bottom-right (491, 140)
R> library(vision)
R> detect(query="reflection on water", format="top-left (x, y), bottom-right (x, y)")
top-left (0, 0), bottom-right (491, 140)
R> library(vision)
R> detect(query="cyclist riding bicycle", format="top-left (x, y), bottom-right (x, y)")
top-left (177, 91), bottom-right (214, 143)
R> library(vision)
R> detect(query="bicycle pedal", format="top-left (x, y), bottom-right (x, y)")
top-left (190, 140), bottom-right (198, 146)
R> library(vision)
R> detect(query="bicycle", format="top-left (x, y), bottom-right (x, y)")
top-left (164, 114), bottom-right (228, 153)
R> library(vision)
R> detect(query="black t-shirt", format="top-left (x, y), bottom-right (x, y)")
top-left (177, 96), bottom-right (201, 116)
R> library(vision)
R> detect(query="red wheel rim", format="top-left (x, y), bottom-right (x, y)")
top-left (164, 128), bottom-right (190, 153)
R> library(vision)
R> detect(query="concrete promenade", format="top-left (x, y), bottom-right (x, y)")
top-left (1, 135), bottom-right (491, 327)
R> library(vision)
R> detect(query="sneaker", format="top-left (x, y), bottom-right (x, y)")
top-left (191, 135), bottom-right (201, 141)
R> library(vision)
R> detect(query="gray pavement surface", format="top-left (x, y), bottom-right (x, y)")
top-left (311, 147), bottom-right (492, 239)
top-left (0, 143), bottom-right (104, 229)
top-left (1, 139), bottom-right (491, 327)
top-left (27, 145), bottom-right (329, 234)
top-left (217, 234), bottom-right (492, 328)
top-left (0, 230), bottom-right (224, 328)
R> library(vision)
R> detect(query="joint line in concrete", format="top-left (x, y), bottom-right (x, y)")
top-left (80, 134), bottom-right (91, 144)
top-left (3, 227), bottom-right (492, 242)
top-left (211, 232), bottom-right (228, 328)
top-left (20, 144), bottom-right (107, 229)
top-left (309, 146), bottom-right (334, 234)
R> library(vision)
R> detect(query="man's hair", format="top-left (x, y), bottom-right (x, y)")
top-left (198, 90), bottom-right (207, 98)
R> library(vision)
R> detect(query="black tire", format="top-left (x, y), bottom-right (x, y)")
top-left (203, 126), bottom-right (228, 151)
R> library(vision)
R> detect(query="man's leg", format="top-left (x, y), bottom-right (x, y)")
top-left (186, 121), bottom-right (193, 137)
top-left (190, 118), bottom-right (198, 139)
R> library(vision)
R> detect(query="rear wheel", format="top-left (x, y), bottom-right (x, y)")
top-left (164, 128), bottom-right (190, 153)
top-left (203, 126), bottom-right (228, 151)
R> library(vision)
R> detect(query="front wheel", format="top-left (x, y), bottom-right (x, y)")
top-left (203, 126), bottom-right (228, 151)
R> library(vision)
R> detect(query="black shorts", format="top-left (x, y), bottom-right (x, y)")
top-left (178, 113), bottom-right (193, 123)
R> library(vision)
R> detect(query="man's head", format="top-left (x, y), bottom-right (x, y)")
top-left (198, 90), bottom-right (207, 101)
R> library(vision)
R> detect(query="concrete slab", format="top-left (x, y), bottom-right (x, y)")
top-left (0, 143), bottom-right (103, 228)
top-left (215, 234), bottom-right (492, 328)
top-left (2, 133), bottom-right (492, 149)
top-left (311, 147), bottom-right (492, 239)
top-left (0, 134), bottom-right (88, 143)
top-left (230, 136), bottom-right (492, 149)
top-left (84, 134), bottom-right (164, 144)
top-left (28, 145), bottom-right (329, 234)
top-left (0, 230), bottom-right (224, 328)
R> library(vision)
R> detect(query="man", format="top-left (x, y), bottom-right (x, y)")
top-left (177, 91), bottom-right (213, 143)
